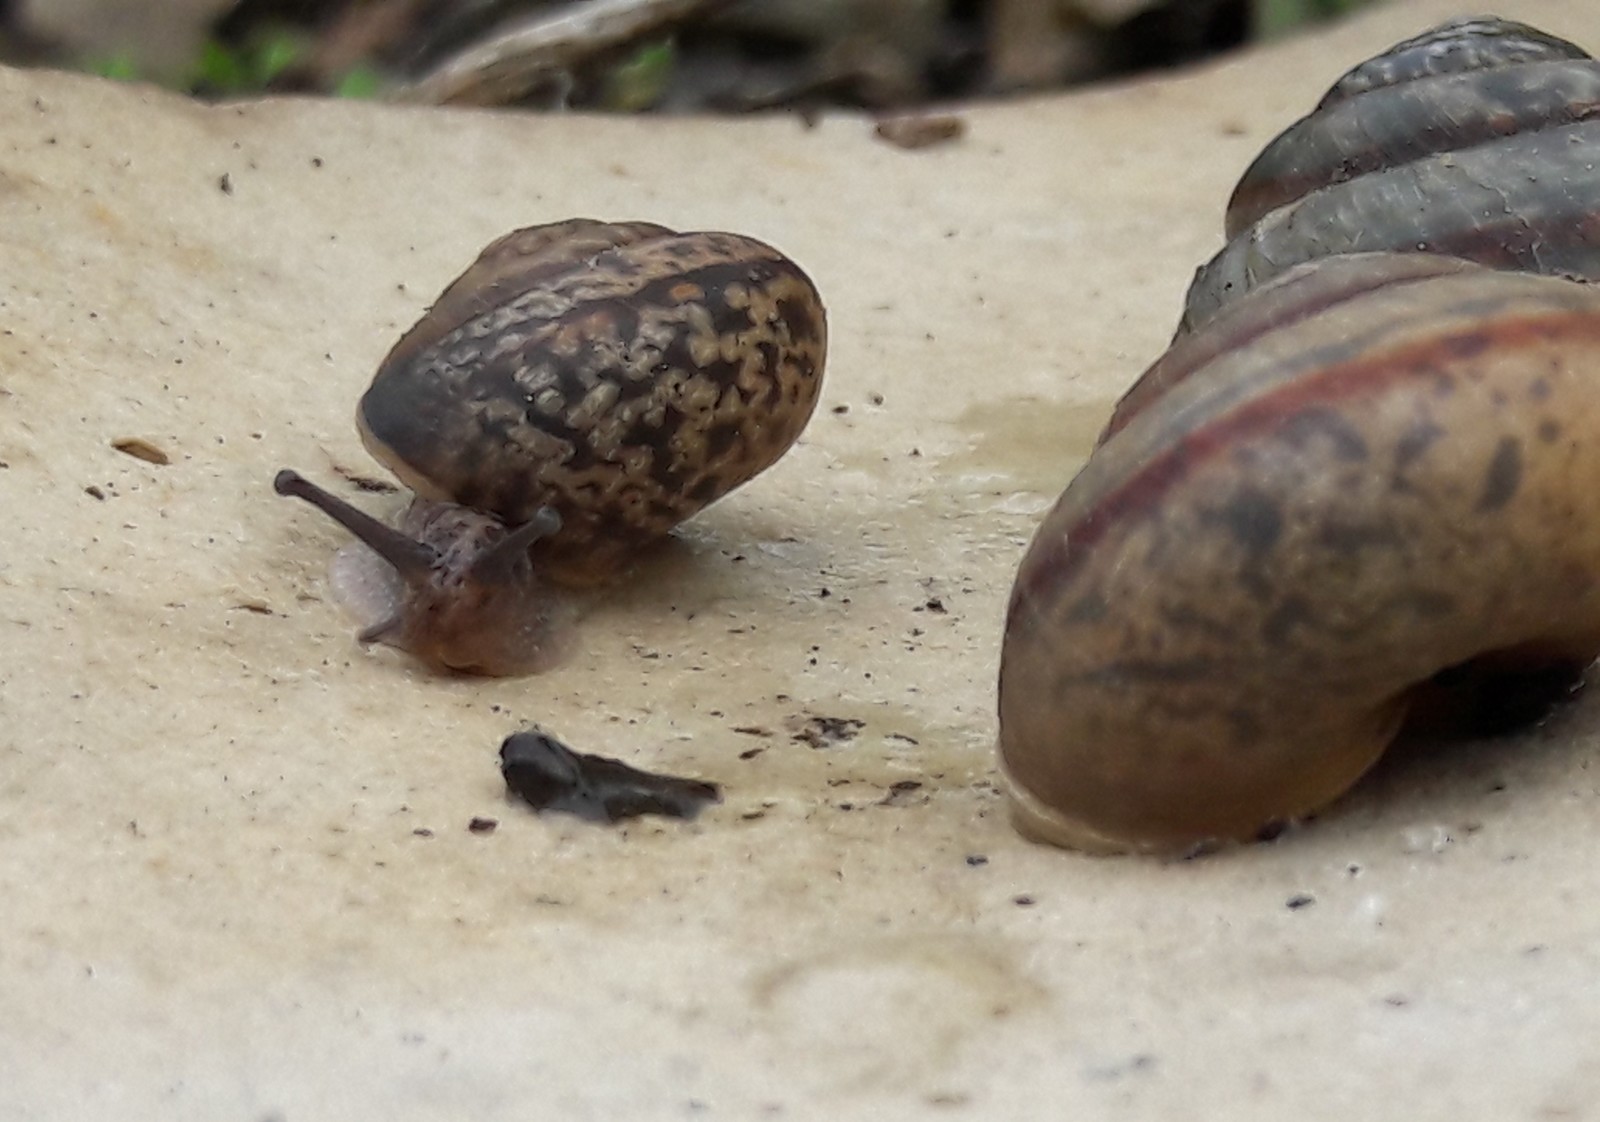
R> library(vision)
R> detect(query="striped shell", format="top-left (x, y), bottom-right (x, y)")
top-left (1001, 252), bottom-right (1600, 854)
top-left (1181, 17), bottom-right (1600, 334)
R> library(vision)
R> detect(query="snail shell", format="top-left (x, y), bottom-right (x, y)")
top-left (1182, 17), bottom-right (1600, 334)
top-left (999, 252), bottom-right (1600, 855)
top-left (276, 219), bottom-right (827, 675)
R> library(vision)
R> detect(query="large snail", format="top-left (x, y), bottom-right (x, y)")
top-left (276, 219), bottom-right (827, 675)
top-left (1181, 16), bottom-right (1600, 334)
top-left (998, 17), bottom-right (1600, 854)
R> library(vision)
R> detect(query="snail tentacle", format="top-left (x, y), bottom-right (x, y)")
top-left (468, 507), bottom-right (563, 585)
top-left (273, 469), bottom-right (438, 582)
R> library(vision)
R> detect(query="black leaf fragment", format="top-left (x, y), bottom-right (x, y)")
top-left (499, 728), bottom-right (722, 824)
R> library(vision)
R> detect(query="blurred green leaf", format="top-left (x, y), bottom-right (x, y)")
top-left (87, 54), bottom-right (142, 82)
top-left (602, 39), bottom-right (676, 111)
top-left (1253, 0), bottom-right (1379, 39)
top-left (194, 39), bottom-right (250, 91)
top-left (333, 67), bottom-right (385, 99)
top-left (251, 33), bottom-right (303, 85)
top-left (188, 28), bottom-right (306, 94)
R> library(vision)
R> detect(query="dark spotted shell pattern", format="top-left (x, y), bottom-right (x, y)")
top-left (358, 219), bottom-right (828, 586)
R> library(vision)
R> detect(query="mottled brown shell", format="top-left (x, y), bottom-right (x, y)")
top-left (357, 219), bottom-right (828, 585)
top-left (1181, 17), bottom-right (1600, 334)
top-left (1000, 254), bottom-right (1600, 854)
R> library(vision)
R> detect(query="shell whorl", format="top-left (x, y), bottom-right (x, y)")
top-left (1002, 254), bottom-right (1600, 854)
top-left (1182, 18), bottom-right (1600, 335)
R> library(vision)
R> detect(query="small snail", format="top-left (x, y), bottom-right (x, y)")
top-left (998, 17), bottom-right (1600, 855)
top-left (276, 219), bottom-right (827, 675)
top-left (1182, 16), bottom-right (1600, 334)
top-left (999, 251), bottom-right (1600, 855)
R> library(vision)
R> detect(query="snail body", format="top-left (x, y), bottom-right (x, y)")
top-left (276, 219), bottom-right (827, 675)
top-left (1182, 17), bottom-right (1600, 333)
top-left (999, 252), bottom-right (1600, 855)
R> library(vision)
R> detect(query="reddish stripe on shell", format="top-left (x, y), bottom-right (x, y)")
top-left (1013, 309), bottom-right (1600, 612)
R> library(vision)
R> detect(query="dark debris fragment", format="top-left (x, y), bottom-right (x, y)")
top-left (110, 436), bottom-right (171, 465)
top-left (499, 728), bottom-right (722, 824)
top-left (789, 715), bottom-right (866, 748)
top-left (333, 464), bottom-right (400, 493)
top-left (878, 779), bottom-right (927, 808)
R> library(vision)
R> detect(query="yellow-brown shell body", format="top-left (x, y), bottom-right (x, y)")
top-left (999, 254), bottom-right (1600, 855)
top-left (358, 219), bottom-right (828, 586)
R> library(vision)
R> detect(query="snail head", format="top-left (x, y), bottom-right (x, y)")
top-left (273, 469), bottom-right (568, 675)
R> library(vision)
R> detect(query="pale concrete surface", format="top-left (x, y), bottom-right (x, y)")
top-left (3, 1), bottom-right (1599, 1118)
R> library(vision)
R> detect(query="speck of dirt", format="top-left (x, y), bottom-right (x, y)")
top-left (789, 715), bottom-right (866, 748)
top-left (111, 436), bottom-right (170, 465)
top-left (333, 464), bottom-right (398, 493)
top-left (878, 779), bottom-right (927, 808)
top-left (468, 817), bottom-right (498, 834)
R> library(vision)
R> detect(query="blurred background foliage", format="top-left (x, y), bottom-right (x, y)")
top-left (0, 0), bottom-right (1385, 109)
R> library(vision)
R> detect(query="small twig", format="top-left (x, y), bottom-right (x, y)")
top-left (398, 0), bottom-right (736, 107)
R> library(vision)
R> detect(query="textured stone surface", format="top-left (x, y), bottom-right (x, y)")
top-left (3, 2), bottom-right (1599, 1118)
